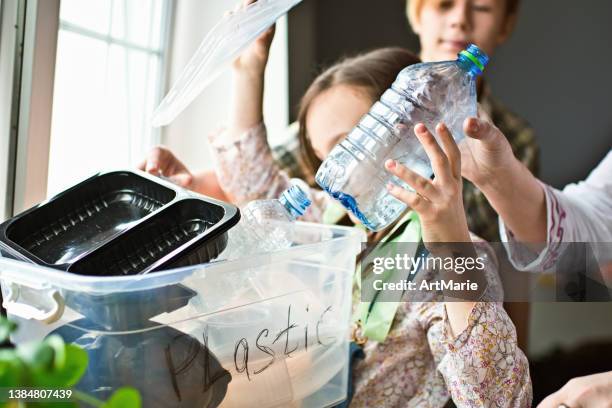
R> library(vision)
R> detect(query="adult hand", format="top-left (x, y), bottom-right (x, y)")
top-left (537, 371), bottom-right (612, 408)
top-left (137, 146), bottom-right (194, 189)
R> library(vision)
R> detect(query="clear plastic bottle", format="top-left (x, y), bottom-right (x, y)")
top-left (220, 185), bottom-right (312, 259)
top-left (315, 44), bottom-right (489, 232)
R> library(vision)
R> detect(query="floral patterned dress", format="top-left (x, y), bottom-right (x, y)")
top-left (207, 124), bottom-right (532, 407)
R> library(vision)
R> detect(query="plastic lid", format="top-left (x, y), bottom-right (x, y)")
top-left (151, 0), bottom-right (303, 127)
top-left (458, 44), bottom-right (489, 76)
top-left (280, 185), bottom-right (311, 218)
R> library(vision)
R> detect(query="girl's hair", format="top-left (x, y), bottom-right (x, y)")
top-left (406, 0), bottom-right (521, 29)
top-left (296, 47), bottom-right (420, 178)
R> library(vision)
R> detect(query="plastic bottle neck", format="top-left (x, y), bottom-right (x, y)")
top-left (456, 44), bottom-right (489, 78)
top-left (457, 57), bottom-right (482, 77)
top-left (279, 185), bottom-right (311, 220)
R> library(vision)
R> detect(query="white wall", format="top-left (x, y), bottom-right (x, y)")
top-left (161, 0), bottom-right (289, 171)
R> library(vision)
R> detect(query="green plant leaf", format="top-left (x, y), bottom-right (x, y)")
top-left (44, 335), bottom-right (66, 370)
top-left (102, 387), bottom-right (141, 408)
top-left (15, 341), bottom-right (54, 371)
top-left (0, 317), bottom-right (17, 344)
top-left (0, 350), bottom-right (26, 387)
top-left (54, 344), bottom-right (88, 387)
top-left (29, 344), bottom-right (88, 388)
top-left (0, 317), bottom-right (141, 407)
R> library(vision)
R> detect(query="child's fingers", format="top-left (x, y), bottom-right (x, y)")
top-left (462, 116), bottom-right (500, 145)
top-left (386, 183), bottom-right (429, 213)
top-left (435, 123), bottom-right (461, 179)
top-left (143, 146), bottom-right (174, 174)
top-left (393, 123), bottom-right (410, 136)
top-left (414, 124), bottom-right (452, 182)
top-left (226, 0), bottom-right (257, 18)
top-left (144, 150), bottom-right (161, 174)
top-left (258, 24), bottom-right (276, 44)
top-left (240, 0), bottom-right (258, 12)
top-left (136, 158), bottom-right (147, 171)
top-left (169, 173), bottom-right (193, 188)
top-left (385, 159), bottom-right (440, 201)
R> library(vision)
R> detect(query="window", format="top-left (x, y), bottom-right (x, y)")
top-left (47, 0), bottom-right (172, 196)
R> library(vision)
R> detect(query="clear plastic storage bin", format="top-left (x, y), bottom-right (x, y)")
top-left (0, 222), bottom-right (364, 408)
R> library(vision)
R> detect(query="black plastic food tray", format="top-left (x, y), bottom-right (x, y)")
top-left (0, 170), bottom-right (240, 275)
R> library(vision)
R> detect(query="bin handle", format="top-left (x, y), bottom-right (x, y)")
top-left (2, 283), bottom-right (65, 324)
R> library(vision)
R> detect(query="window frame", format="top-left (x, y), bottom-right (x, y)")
top-left (12, 0), bottom-right (60, 214)
top-left (55, 0), bottom-right (175, 147)
top-left (0, 0), bottom-right (28, 220)
top-left (0, 0), bottom-right (174, 218)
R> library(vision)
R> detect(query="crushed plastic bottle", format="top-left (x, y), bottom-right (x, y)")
top-left (315, 44), bottom-right (489, 231)
top-left (221, 184), bottom-right (311, 259)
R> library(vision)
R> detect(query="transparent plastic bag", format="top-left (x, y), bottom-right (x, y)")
top-left (152, 0), bottom-right (303, 127)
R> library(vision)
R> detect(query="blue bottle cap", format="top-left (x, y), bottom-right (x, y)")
top-left (280, 185), bottom-right (312, 217)
top-left (458, 44), bottom-right (489, 77)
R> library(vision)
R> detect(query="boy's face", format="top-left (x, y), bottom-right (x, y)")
top-left (414, 0), bottom-right (514, 62)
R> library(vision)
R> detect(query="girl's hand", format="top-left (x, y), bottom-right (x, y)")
top-left (227, 0), bottom-right (273, 137)
top-left (387, 124), bottom-right (484, 336)
top-left (138, 146), bottom-right (194, 189)
top-left (230, 0), bottom-right (276, 76)
top-left (385, 123), bottom-right (471, 244)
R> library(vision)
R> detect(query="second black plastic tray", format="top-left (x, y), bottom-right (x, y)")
top-left (69, 199), bottom-right (230, 276)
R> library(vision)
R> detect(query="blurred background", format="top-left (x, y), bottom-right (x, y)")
top-left (0, 0), bottom-right (611, 403)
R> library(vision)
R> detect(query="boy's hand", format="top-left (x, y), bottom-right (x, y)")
top-left (230, 0), bottom-right (276, 76)
top-left (460, 109), bottom-right (518, 189)
top-left (138, 146), bottom-right (194, 188)
top-left (385, 123), bottom-right (471, 244)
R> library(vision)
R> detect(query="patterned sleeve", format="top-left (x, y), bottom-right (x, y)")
top-left (438, 302), bottom-right (532, 407)
top-left (499, 182), bottom-right (565, 272)
top-left (500, 155), bottom-right (612, 272)
top-left (429, 239), bottom-right (532, 407)
top-left (207, 123), bottom-right (330, 222)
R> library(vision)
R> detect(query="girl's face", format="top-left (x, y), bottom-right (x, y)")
top-left (306, 85), bottom-right (373, 161)
top-left (306, 84), bottom-right (373, 225)
top-left (413, 0), bottom-right (514, 62)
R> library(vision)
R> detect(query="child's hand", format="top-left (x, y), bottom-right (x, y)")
top-left (230, 0), bottom-right (276, 76)
top-left (537, 371), bottom-right (612, 408)
top-left (138, 146), bottom-right (194, 189)
top-left (227, 0), bottom-right (273, 135)
top-left (385, 123), bottom-right (471, 244)
top-left (461, 108), bottom-right (516, 189)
